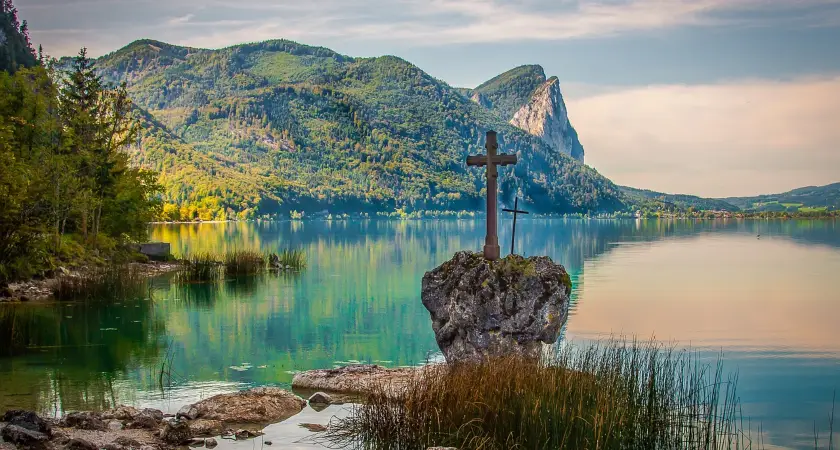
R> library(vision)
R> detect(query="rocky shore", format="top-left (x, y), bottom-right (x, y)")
top-left (0, 262), bottom-right (181, 303)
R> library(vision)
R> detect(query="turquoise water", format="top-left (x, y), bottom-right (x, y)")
top-left (1, 219), bottom-right (838, 449)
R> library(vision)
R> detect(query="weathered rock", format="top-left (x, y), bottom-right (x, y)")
top-left (113, 436), bottom-right (143, 448)
top-left (176, 405), bottom-right (199, 421)
top-left (63, 437), bottom-right (98, 450)
top-left (2, 410), bottom-right (51, 436)
top-left (105, 406), bottom-right (139, 421)
top-left (160, 421), bottom-right (191, 444)
top-left (189, 387), bottom-right (305, 424)
top-left (307, 392), bottom-right (333, 406)
top-left (203, 438), bottom-right (217, 448)
top-left (62, 412), bottom-right (107, 431)
top-left (1, 424), bottom-right (49, 447)
top-left (233, 429), bottom-right (262, 440)
top-left (293, 365), bottom-right (433, 398)
top-left (107, 420), bottom-right (124, 431)
top-left (140, 409), bottom-right (164, 422)
top-left (187, 438), bottom-right (205, 447)
top-left (421, 252), bottom-right (571, 362)
top-left (187, 419), bottom-right (222, 437)
top-left (299, 423), bottom-right (327, 433)
top-left (263, 441), bottom-right (272, 446)
top-left (510, 76), bottom-right (585, 163)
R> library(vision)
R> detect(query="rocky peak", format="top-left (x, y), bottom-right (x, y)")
top-left (510, 76), bottom-right (585, 163)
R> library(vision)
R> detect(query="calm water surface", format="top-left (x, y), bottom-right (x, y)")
top-left (1, 219), bottom-right (838, 449)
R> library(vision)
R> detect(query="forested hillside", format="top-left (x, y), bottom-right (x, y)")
top-left (90, 39), bottom-right (625, 220)
top-left (723, 183), bottom-right (840, 213)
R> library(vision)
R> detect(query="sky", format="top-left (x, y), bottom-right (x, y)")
top-left (18, 0), bottom-right (840, 197)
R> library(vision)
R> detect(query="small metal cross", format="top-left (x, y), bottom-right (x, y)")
top-left (502, 197), bottom-right (529, 256)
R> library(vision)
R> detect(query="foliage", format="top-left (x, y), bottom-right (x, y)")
top-left (328, 340), bottom-right (756, 450)
top-left (0, 30), bottom-right (162, 281)
top-left (724, 183), bottom-right (840, 212)
top-left (85, 39), bottom-right (627, 219)
top-left (620, 186), bottom-right (741, 213)
top-left (0, 0), bottom-right (37, 73)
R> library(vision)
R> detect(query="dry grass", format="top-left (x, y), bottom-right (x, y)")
top-left (327, 339), bottom-right (760, 450)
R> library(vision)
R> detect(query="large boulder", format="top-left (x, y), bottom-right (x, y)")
top-left (188, 387), bottom-right (305, 424)
top-left (421, 251), bottom-right (571, 362)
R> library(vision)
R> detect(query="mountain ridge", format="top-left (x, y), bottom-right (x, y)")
top-left (85, 38), bottom-right (624, 220)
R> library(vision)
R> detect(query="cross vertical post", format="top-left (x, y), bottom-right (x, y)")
top-left (467, 131), bottom-right (518, 261)
top-left (503, 197), bottom-right (529, 256)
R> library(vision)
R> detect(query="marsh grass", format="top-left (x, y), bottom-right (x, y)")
top-left (224, 250), bottom-right (267, 277)
top-left (270, 249), bottom-right (306, 270)
top-left (178, 253), bottom-right (222, 283)
top-left (52, 265), bottom-right (150, 302)
top-left (327, 340), bottom-right (761, 450)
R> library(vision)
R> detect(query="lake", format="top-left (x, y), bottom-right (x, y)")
top-left (1, 219), bottom-right (838, 449)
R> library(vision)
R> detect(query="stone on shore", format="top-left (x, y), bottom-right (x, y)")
top-left (187, 419), bottom-right (223, 437)
top-left (63, 437), bottom-right (98, 450)
top-left (1, 424), bottom-right (49, 447)
top-left (204, 438), bottom-right (218, 448)
top-left (307, 392), bottom-right (333, 406)
top-left (160, 421), bottom-right (191, 444)
top-left (2, 410), bottom-right (52, 436)
top-left (61, 412), bottom-right (107, 431)
top-left (292, 365), bottom-right (433, 398)
top-left (422, 251), bottom-right (571, 362)
top-left (188, 387), bottom-right (305, 424)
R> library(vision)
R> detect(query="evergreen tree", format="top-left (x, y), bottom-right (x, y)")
top-left (0, 0), bottom-right (37, 72)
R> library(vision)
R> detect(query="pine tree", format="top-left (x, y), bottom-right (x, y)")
top-left (0, 0), bottom-right (37, 72)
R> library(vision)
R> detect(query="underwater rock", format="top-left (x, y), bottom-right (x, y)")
top-left (421, 251), bottom-right (571, 362)
top-left (188, 387), bottom-right (305, 424)
top-left (204, 438), bottom-right (218, 448)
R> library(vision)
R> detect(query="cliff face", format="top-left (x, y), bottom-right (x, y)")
top-left (510, 77), bottom-right (585, 163)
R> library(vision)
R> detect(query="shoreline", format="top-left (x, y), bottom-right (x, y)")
top-left (0, 261), bottom-right (182, 304)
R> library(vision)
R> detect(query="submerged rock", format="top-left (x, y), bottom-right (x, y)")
top-left (421, 251), bottom-right (571, 362)
top-left (204, 438), bottom-right (218, 448)
top-left (299, 423), bottom-right (327, 433)
top-left (188, 387), bottom-right (305, 424)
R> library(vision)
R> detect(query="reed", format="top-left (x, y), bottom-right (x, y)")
top-left (327, 339), bottom-right (758, 450)
top-left (52, 265), bottom-right (149, 302)
top-left (270, 249), bottom-right (307, 271)
top-left (223, 250), bottom-right (267, 277)
top-left (178, 253), bottom-right (222, 283)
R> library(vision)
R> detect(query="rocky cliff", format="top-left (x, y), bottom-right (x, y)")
top-left (510, 76), bottom-right (585, 163)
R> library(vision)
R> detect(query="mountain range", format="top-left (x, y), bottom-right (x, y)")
top-left (73, 38), bottom-right (835, 220)
top-left (80, 39), bottom-right (621, 220)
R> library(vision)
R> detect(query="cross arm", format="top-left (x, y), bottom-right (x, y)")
top-left (466, 154), bottom-right (518, 166)
top-left (502, 209), bottom-right (529, 214)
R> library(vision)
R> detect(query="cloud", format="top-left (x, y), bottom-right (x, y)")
top-left (21, 0), bottom-right (840, 56)
top-left (565, 76), bottom-right (840, 197)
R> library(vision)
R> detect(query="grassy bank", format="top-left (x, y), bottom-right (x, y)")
top-left (327, 340), bottom-right (835, 450)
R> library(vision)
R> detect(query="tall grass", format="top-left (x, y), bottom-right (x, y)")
top-left (270, 249), bottom-right (306, 270)
top-left (327, 340), bottom-right (759, 450)
top-left (52, 265), bottom-right (150, 302)
top-left (177, 253), bottom-right (222, 283)
top-left (224, 250), bottom-right (267, 276)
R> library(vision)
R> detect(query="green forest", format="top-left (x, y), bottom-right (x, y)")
top-left (0, 2), bottom-right (160, 281)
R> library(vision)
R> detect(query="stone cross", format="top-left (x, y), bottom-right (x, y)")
top-left (467, 131), bottom-right (517, 260)
top-left (502, 197), bottom-right (529, 256)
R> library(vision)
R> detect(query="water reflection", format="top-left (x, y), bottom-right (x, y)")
top-left (0, 218), bottom-right (837, 449)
